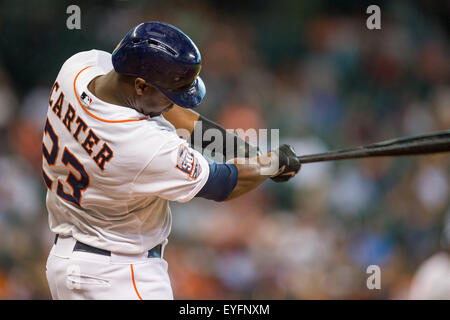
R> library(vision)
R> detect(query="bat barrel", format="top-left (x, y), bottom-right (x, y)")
top-left (297, 131), bottom-right (450, 164)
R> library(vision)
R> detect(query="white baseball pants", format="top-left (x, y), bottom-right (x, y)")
top-left (46, 236), bottom-right (173, 300)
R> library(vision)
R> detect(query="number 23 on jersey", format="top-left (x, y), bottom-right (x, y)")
top-left (42, 117), bottom-right (89, 207)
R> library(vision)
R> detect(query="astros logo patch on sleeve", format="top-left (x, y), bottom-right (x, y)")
top-left (176, 145), bottom-right (202, 180)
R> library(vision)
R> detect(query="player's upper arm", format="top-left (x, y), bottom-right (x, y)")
top-left (132, 135), bottom-right (210, 203)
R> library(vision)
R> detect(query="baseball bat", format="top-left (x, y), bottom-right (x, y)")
top-left (297, 130), bottom-right (450, 164)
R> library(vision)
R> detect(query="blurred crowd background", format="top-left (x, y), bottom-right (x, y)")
top-left (0, 0), bottom-right (449, 299)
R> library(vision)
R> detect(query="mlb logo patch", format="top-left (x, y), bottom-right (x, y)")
top-left (176, 145), bottom-right (202, 180)
top-left (80, 91), bottom-right (93, 106)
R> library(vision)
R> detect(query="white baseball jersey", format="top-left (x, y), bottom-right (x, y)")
top-left (42, 49), bottom-right (210, 254)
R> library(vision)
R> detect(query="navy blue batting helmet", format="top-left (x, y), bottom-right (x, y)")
top-left (112, 22), bottom-right (205, 109)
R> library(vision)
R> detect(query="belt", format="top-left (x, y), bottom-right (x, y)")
top-left (54, 235), bottom-right (162, 258)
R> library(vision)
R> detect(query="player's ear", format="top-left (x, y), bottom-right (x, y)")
top-left (134, 78), bottom-right (149, 96)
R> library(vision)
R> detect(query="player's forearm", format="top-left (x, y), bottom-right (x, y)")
top-left (163, 105), bottom-right (260, 159)
top-left (163, 104), bottom-right (199, 133)
top-left (225, 153), bottom-right (276, 200)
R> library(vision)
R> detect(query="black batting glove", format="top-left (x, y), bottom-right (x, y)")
top-left (270, 144), bottom-right (301, 183)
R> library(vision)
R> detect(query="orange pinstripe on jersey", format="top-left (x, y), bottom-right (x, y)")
top-left (130, 264), bottom-right (143, 300)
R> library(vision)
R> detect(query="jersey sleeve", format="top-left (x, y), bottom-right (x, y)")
top-left (132, 136), bottom-right (210, 203)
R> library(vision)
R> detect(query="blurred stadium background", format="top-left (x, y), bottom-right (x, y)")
top-left (0, 0), bottom-right (449, 299)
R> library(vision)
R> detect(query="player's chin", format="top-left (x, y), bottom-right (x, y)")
top-left (148, 103), bottom-right (174, 117)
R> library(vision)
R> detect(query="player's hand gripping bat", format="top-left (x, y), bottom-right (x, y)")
top-left (297, 130), bottom-right (450, 164)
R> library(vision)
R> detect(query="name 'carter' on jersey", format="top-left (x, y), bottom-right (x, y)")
top-left (42, 50), bottom-right (210, 254)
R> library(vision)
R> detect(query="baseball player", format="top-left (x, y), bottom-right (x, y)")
top-left (43, 21), bottom-right (301, 300)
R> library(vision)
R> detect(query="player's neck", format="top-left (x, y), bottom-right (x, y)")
top-left (88, 71), bottom-right (137, 109)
